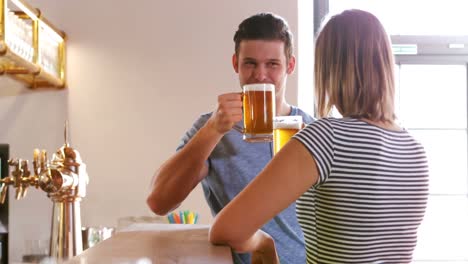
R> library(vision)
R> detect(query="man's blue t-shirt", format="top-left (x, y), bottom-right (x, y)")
top-left (177, 106), bottom-right (314, 264)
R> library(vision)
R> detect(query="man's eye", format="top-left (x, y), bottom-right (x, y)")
top-left (268, 62), bottom-right (279, 67)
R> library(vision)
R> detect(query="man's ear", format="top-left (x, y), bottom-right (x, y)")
top-left (287, 55), bottom-right (296, 74)
top-left (232, 53), bottom-right (239, 73)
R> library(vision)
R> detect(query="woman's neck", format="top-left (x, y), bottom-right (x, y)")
top-left (360, 118), bottom-right (402, 131)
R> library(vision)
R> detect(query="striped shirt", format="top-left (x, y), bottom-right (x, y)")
top-left (293, 118), bottom-right (429, 264)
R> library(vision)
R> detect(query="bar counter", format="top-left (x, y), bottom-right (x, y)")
top-left (65, 223), bottom-right (233, 264)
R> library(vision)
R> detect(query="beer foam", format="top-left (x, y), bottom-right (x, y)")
top-left (273, 115), bottom-right (303, 129)
top-left (243, 83), bottom-right (275, 92)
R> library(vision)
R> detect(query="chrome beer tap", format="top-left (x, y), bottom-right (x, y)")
top-left (0, 122), bottom-right (89, 260)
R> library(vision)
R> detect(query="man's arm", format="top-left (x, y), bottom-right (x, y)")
top-left (147, 92), bottom-right (242, 215)
top-left (209, 139), bottom-right (318, 256)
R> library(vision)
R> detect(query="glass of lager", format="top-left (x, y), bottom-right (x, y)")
top-left (242, 83), bottom-right (276, 142)
top-left (273, 115), bottom-right (303, 154)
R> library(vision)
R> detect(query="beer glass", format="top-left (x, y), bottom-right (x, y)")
top-left (273, 116), bottom-right (303, 154)
top-left (242, 83), bottom-right (276, 142)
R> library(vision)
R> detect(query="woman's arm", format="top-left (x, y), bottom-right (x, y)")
top-left (209, 139), bottom-right (319, 255)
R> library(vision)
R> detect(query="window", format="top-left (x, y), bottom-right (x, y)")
top-left (327, 0), bottom-right (468, 35)
top-left (397, 64), bottom-right (468, 262)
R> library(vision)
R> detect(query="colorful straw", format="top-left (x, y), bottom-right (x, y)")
top-left (167, 210), bottom-right (199, 224)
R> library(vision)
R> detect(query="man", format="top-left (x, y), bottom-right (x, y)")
top-left (147, 13), bottom-right (313, 264)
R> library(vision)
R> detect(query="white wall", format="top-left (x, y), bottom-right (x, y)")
top-left (0, 0), bottom-right (302, 262)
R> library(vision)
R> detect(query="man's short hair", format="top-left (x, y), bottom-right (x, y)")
top-left (233, 13), bottom-right (294, 61)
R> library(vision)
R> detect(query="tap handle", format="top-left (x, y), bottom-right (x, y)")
top-left (21, 186), bottom-right (28, 198)
top-left (7, 158), bottom-right (18, 167)
top-left (33, 148), bottom-right (40, 175)
top-left (8, 158), bottom-right (21, 178)
top-left (21, 160), bottom-right (31, 178)
top-left (15, 185), bottom-right (23, 200)
top-left (40, 149), bottom-right (48, 171)
top-left (9, 159), bottom-right (23, 188)
top-left (19, 160), bottom-right (31, 193)
top-left (0, 184), bottom-right (7, 204)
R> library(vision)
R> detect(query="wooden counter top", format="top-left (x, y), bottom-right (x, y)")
top-left (65, 224), bottom-right (233, 264)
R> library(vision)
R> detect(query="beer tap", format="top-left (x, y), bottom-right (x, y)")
top-left (0, 159), bottom-right (17, 203)
top-left (0, 158), bottom-right (26, 200)
top-left (19, 159), bottom-right (31, 198)
top-left (0, 121), bottom-right (89, 260)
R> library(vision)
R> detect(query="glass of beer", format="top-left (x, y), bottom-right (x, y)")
top-left (242, 83), bottom-right (276, 142)
top-left (273, 115), bottom-right (303, 154)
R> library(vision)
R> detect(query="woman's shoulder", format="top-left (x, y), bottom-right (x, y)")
top-left (306, 117), bottom-right (349, 127)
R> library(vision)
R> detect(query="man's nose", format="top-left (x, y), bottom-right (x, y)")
top-left (253, 65), bottom-right (268, 82)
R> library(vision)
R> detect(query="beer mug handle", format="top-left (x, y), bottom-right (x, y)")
top-left (232, 91), bottom-right (245, 133)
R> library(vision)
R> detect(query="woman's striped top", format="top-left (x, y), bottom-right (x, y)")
top-left (293, 118), bottom-right (429, 264)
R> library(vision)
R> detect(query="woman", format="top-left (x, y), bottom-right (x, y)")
top-left (209, 9), bottom-right (429, 264)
